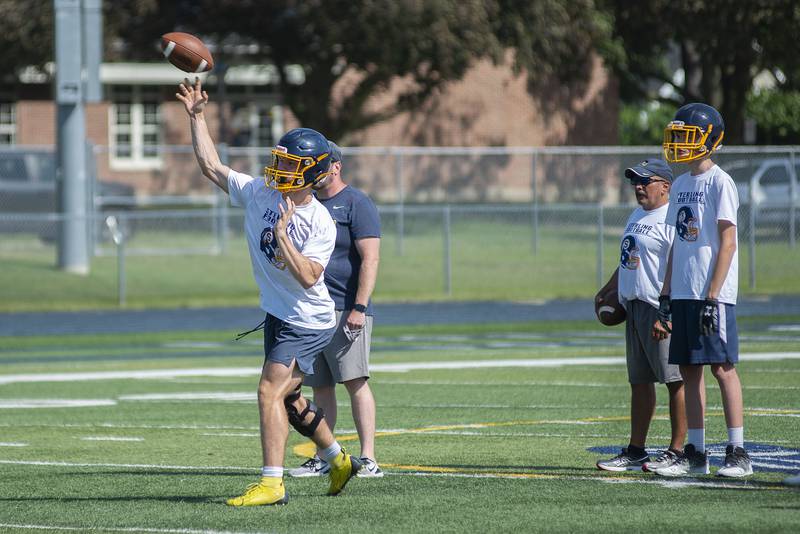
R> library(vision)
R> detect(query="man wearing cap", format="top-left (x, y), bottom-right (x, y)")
top-left (289, 142), bottom-right (384, 478)
top-left (596, 158), bottom-right (687, 473)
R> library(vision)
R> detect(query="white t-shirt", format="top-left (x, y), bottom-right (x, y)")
top-left (665, 165), bottom-right (739, 304)
top-left (227, 169), bottom-right (337, 329)
top-left (617, 204), bottom-right (674, 309)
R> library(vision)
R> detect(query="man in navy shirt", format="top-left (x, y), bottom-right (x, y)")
top-left (289, 142), bottom-right (384, 478)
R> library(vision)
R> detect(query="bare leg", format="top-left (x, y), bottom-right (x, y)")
top-left (679, 364), bottom-right (705, 430)
top-left (313, 385), bottom-right (338, 432)
top-left (344, 377), bottom-right (377, 460)
top-left (629, 383), bottom-right (656, 449)
top-left (257, 360), bottom-right (297, 467)
top-left (666, 380), bottom-right (687, 451)
top-left (711, 363), bottom-right (744, 428)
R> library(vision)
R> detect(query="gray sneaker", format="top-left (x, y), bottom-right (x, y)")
top-left (652, 444), bottom-right (709, 477)
top-left (642, 449), bottom-right (680, 473)
top-left (596, 447), bottom-right (650, 472)
top-left (717, 445), bottom-right (753, 478)
top-left (357, 457), bottom-right (384, 478)
top-left (288, 456), bottom-right (330, 478)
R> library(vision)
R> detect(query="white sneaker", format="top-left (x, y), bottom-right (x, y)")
top-left (652, 444), bottom-right (709, 477)
top-left (357, 457), bottom-right (384, 478)
top-left (642, 449), bottom-right (680, 473)
top-left (717, 445), bottom-right (753, 478)
top-left (287, 456), bottom-right (330, 478)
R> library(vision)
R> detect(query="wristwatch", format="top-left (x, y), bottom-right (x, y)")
top-left (353, 303), bottom-right (367, 313)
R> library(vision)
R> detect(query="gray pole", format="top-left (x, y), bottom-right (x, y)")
top-left (394, 149), bottom-right (404, 256)
top-left (749, 187), bottom-right (756, 290)
top-left (55, 0), bottom-right (89, 274)
top-left (82, 0), bottom-right (102, 103)
top-left (443, 205), bottom-right (452, 296)
top-left (530, 151), bottom-right (539, 254)
top-left (215, 63), bottom-right (229, 255)
top-left (596, 203), bottom-right (604, 289)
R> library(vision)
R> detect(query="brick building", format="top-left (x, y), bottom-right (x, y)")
top-left (1, 56), bottom-right (618, 203)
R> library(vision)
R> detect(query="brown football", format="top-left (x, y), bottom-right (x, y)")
top-left (161, 32), bottom-right (214, 73)
top-left (595, 288), bottom-right (627, 326)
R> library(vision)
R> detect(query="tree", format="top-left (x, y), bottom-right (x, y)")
top-left (0, 1), bottom-right (615, 142)
top-left (603, 0), bottom-right (800, 144)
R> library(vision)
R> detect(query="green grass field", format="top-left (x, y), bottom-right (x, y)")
top-left (1, 318), bottom-right (799, 533)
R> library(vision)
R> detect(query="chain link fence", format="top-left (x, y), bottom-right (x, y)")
top-left (1, 145), bottom-right (798, 308)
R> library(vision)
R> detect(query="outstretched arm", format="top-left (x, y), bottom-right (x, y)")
top-left (176, 77), bottom-right (231, 193)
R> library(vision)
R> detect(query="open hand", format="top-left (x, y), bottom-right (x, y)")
top-left (275, 197), bottom-right (296, 238)
top-left (176, 77), bottom-right (208, 117)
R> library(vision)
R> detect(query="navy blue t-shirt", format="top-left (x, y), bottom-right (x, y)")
top-left (316, 186), bottom-right (381, 313)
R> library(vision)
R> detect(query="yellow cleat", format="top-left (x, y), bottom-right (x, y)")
top-left (226, 477), bottom-right (288, 507)
top-left (328, 451), bottom-right (362, 496)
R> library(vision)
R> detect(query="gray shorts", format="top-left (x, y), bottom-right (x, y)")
top-left (263, 314), bottom-right (336, 376)
top-left (303, 310), bottom-right (373, 387)
top-left (625, 300), bottom-right (682, 384)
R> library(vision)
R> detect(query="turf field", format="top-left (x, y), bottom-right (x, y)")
top-left (1, 318), bottom-right (799, 533)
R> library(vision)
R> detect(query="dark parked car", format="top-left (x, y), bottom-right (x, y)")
top-left (0, 148), bottom-right (134, 241)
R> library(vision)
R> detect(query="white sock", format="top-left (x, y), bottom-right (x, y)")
top-left (318, 441), bottom-right (343, 463)
top-left (688, 428), bottom-right (705, 452)
top-left (260, 466), bottom-right (283, 478)
top-left (728, 426), bottom-right (744, 449)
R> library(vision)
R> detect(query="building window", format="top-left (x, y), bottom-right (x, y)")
top-left (108, 86), bottom-right (161, 169)
top-left (0, 102), bottom-right (15, 145)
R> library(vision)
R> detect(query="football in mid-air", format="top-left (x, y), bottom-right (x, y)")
top-left (161, 32), bottom-right (214, 73)
top-left (595, 288), bottom-right (626, 326)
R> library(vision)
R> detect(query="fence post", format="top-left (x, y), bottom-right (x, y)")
top-left (749, 186), bottom-right (756, 290)
top-left (790, 149), bottom-right (797, 249)
top-left (394, 148), bottom-right (404, 256)
top-left (214, 143), bottom-right (230, 255)
top-left (531, 151), bottom-right (539, 254)
top-left (106, 215), bottom-right (126, 306)
top-left (443, 205), bottom-right (452, 296)
top-left (596, 202), bottom-right (604, 289)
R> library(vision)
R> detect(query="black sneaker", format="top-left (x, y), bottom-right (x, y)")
top-left (652, 444), bottom-right (709, 477)
top-left (596, 447), bottom-right (650, 472)
top-left (717, 445), bottom-right (753, 478)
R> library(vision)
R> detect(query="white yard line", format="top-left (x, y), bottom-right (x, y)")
top-left (0, 399), bottom-right (117, 408)
top-left (0, 524), bottom-right (262, 534)
top-left (0, 442), bottom-right (28, 447)
top-left (2, 352), bottom-right (799, 384)
top-left (80, 436), bottom-right (144, 442)
top-left (0, 460), bottom-right (251, 471)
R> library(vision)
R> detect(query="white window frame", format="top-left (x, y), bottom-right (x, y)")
top-left (108, 86), bottom-right (162, 170)
top-left (0, 101), bottom-right (16, 145)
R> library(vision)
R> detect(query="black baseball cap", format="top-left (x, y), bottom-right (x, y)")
top-left (624, 158), bottom-right (674, 182)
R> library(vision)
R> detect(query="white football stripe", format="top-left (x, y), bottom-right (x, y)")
top-left (1, 352), bottom-right (799, 384)
top-left (162, 41), bottom-right (175, 58)
top-left (195, 60), bottom-right (207, 73)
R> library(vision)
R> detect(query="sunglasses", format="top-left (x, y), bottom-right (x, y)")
top-left (629, 177), bottom-right (667, 187)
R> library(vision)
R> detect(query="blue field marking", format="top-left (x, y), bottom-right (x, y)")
top-left (588, 443), bottom-right (800, 473)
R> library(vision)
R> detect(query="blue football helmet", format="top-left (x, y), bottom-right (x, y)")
top-left (663, 103), bottom-right (725, 163)
top-left (264, 128), bottom-right (332, 192)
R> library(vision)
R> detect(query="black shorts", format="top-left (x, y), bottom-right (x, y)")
top-left (668, 300), bottom-right (739, 366)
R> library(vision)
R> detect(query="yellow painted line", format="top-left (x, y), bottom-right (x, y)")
top-left (293, 409), bottom-right (800, 459)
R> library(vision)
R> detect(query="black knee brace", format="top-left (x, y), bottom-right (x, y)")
top-left (284, 387), bottom-right (325, 437)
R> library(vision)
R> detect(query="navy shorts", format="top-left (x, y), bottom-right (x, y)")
top-left (263, 314), bottom-right (336, 375)
top-left (668, 300), bottom-right (739, 366)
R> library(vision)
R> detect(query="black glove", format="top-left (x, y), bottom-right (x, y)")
top-left (657, 295), bottom-right (672, 333)
top-left (700, 297), bottom-right (719, 336)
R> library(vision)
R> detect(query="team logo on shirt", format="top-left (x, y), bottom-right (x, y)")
top-left (620, 235), bottom-right (640, 270)
top-left (676, 206), bottom-right (699, 242)
top-left (260, 226), bottom-right (287, 270)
